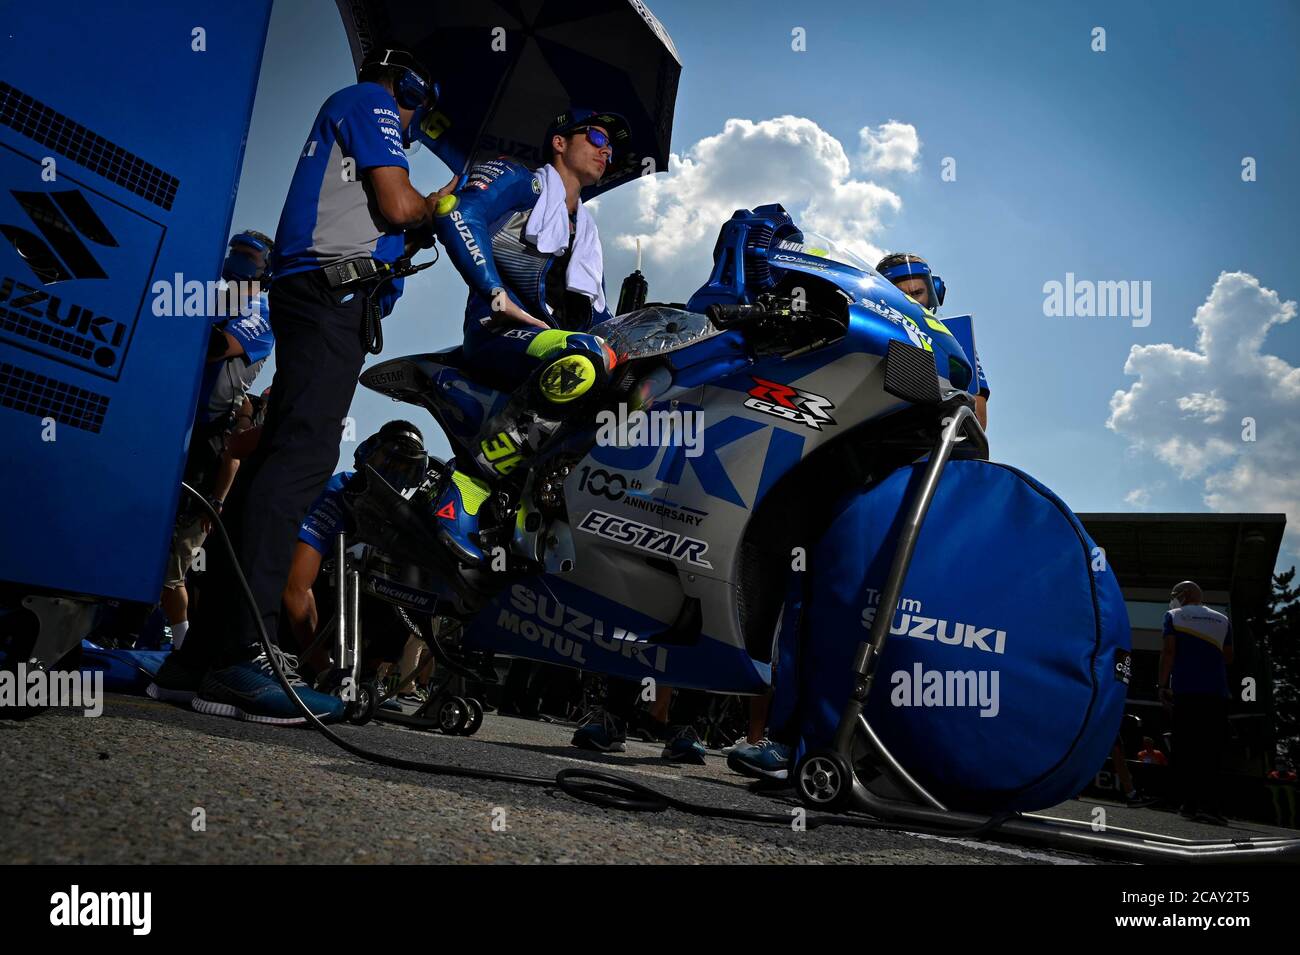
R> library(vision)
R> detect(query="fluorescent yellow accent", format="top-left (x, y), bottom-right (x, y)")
top-left (540, 354), bottom-right (596, 403)
top-left (525, 328), bottom-right (578, 358)
top-left (493, 454), bottom-right (523, 474)
top-left (925, 313), bottom-right (955, 336)
top-left (806, 247), bottom-right (829, 257)
top-left (435, 194), bottom-right (459, 215)
top-left (901, 317), bottom-right (934, 352)
top-left (480, 432), bottom-right (517, 460)
top-left (420, 110), bottom-right (452, 141)
top-left (450, 471), bottom-right (490, 516)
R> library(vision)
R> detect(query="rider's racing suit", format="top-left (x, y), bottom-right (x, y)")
top-left (430, 157), bottom-right (616, 563)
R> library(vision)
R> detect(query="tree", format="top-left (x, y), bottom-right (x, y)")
top-left (1260, 567), bottom-right (1300, 764)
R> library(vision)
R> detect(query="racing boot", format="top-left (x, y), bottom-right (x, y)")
top-left (431, 470), bottom-right (492, 566)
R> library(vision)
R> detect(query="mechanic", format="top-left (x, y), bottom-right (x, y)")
top-left (157, 231), bottom-right (275, 651)
top-left (876, 252), bottom-right (989, 429)
top-left (150, 48), bottom-right (456, 723)
top-left (281, 421), bottom-right (432, 700)
top-left (429, 108), bottom-right (630, 565)
top-left (1159, 579), bottom-right (1234, 824)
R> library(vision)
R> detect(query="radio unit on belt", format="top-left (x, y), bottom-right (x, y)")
top-left (323, 255), bottom-right (437, 355)
top-left (324, 256), bottom-right (388, 289)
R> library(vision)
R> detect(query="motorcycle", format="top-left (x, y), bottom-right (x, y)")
top-left (345, 202), bottom-right (983, 697)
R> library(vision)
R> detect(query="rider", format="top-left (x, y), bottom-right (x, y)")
top-left (875, 252), bottom-right (990, 428)
top-left (430, 108), bottom-right (629, 565)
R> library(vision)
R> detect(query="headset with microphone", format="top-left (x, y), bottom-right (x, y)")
top-left (359, 48), bottom-right (438, 112)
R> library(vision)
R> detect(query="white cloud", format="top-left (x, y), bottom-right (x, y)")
top-left (590, 116), bottom-right (903, 300)
top-left (857, 120), bottom-right (921, 174)
top-left (1124, 488), bottom-right (1151, 507)
top-left (1107, 271), bottom-right (1300, 557)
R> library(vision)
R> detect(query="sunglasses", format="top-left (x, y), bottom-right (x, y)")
top-left (571, 126), bottom-right (612, 151)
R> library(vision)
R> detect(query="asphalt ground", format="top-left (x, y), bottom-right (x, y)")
top-left (2, 694), bottom-right (1294, 865)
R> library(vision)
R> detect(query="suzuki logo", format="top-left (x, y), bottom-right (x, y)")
top-left (0, 188), bottom-right (118, 285)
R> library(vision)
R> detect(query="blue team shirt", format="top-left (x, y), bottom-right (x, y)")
top-left (298, 471), bottom-right (355, 555)
top-left (1164, 605), bottom-right (1233, 698)
top-left (197, 291), bottom-right (274, 425)
top-left (272, 83), bottom-right (410, 312)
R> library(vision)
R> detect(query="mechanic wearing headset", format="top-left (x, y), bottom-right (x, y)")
top-left (280, 422), bottom-right (433, 701)
top-left (281, 420), bottom-right (429, 652)
top-left (151, 48), bottom-right (455, 724)
top-left (429, 108), bottom-right (630, 566)
top-left (876, 252), bottom-right (990, 429)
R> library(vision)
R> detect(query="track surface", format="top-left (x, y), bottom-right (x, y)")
top-left (2, 694), bottom-right (1291, 864)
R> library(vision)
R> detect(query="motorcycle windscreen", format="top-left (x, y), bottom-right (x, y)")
top-left (782, 459), bottom-right (1131, 812)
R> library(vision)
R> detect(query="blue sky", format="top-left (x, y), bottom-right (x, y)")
top-left (232, 0), bottom-right (1300, 561)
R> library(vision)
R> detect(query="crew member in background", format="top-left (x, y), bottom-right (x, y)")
top-left (1159, 579), bottom-right (1234, 825)
top-left (155, 231), bottom-right (274, 654)
top-left (875, 252), bottom-right (989, 429)
top-left (281, 421), bottom-right (429, 657)
top-left (429, 108), bottom-right (628, 566)
top-left (151, 48), bottom-right (456, 724)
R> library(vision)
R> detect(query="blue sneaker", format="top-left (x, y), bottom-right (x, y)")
top-left (434, 470), bottom-right (490, 565)
top-left (193, 646), bottom-right (345, 726)
top-left (727, 739), bottom-right (791, 780)
top-left (662, 726), bottom-right (707, 765)
top-left (572, 707), bottom-right (627, 752)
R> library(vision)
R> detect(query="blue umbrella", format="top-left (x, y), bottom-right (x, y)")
top-left (335, 0), bottom-right (682, 199)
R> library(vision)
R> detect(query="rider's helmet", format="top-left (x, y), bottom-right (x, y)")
top-left (876, 252), bottom-right (945, 312)
top-left (355, 419), bottom-right (429, 493)
top-left (222, 230), bottom-right (273, 283)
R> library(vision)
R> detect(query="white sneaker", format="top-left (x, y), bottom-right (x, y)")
top-left (722, 736), bottom-right (758, 756)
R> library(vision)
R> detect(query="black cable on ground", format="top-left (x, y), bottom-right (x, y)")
top-left (183, 482), bottom-right (1015, 840)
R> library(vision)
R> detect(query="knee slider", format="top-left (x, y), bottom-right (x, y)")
top-left (530, 332), bottom-right (615, 405)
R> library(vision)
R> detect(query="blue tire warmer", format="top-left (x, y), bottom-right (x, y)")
top-left (773, 459), bottom-right (1132, 812)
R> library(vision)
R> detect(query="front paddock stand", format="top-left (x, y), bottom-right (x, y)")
top-left (794, 400), bottom-right (1300, 864)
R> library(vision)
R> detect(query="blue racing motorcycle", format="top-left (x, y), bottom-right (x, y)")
top-left (347, 202), bottom-right (1139, 825)
top-left (353, 203), bottom-right (977, 689)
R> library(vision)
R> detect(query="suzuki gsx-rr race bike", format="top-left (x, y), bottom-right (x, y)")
top-left (348, 202), bottom-right (982, 699)
top-left (337, 201), bottom-right (1170, 843)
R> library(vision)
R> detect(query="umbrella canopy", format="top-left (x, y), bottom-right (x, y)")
top-left (335, 0), bottom-right (681, 199)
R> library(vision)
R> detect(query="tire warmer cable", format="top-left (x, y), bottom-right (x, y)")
top-left (184, 483), bottom-right (1014, 837)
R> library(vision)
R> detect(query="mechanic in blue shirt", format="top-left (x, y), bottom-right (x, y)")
top-left (429, 108), bottom-right (629, 564)
top-left (156, 49), bottom-right (455, 725)
top-left (1159, 579), bottom-right (1234, 823)
top-left (876, 252), bottom-right (990, 429)
top-left (281, 421), bottom-right (428, 666)
top-left (156, 231), bottom-right (275, 653)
